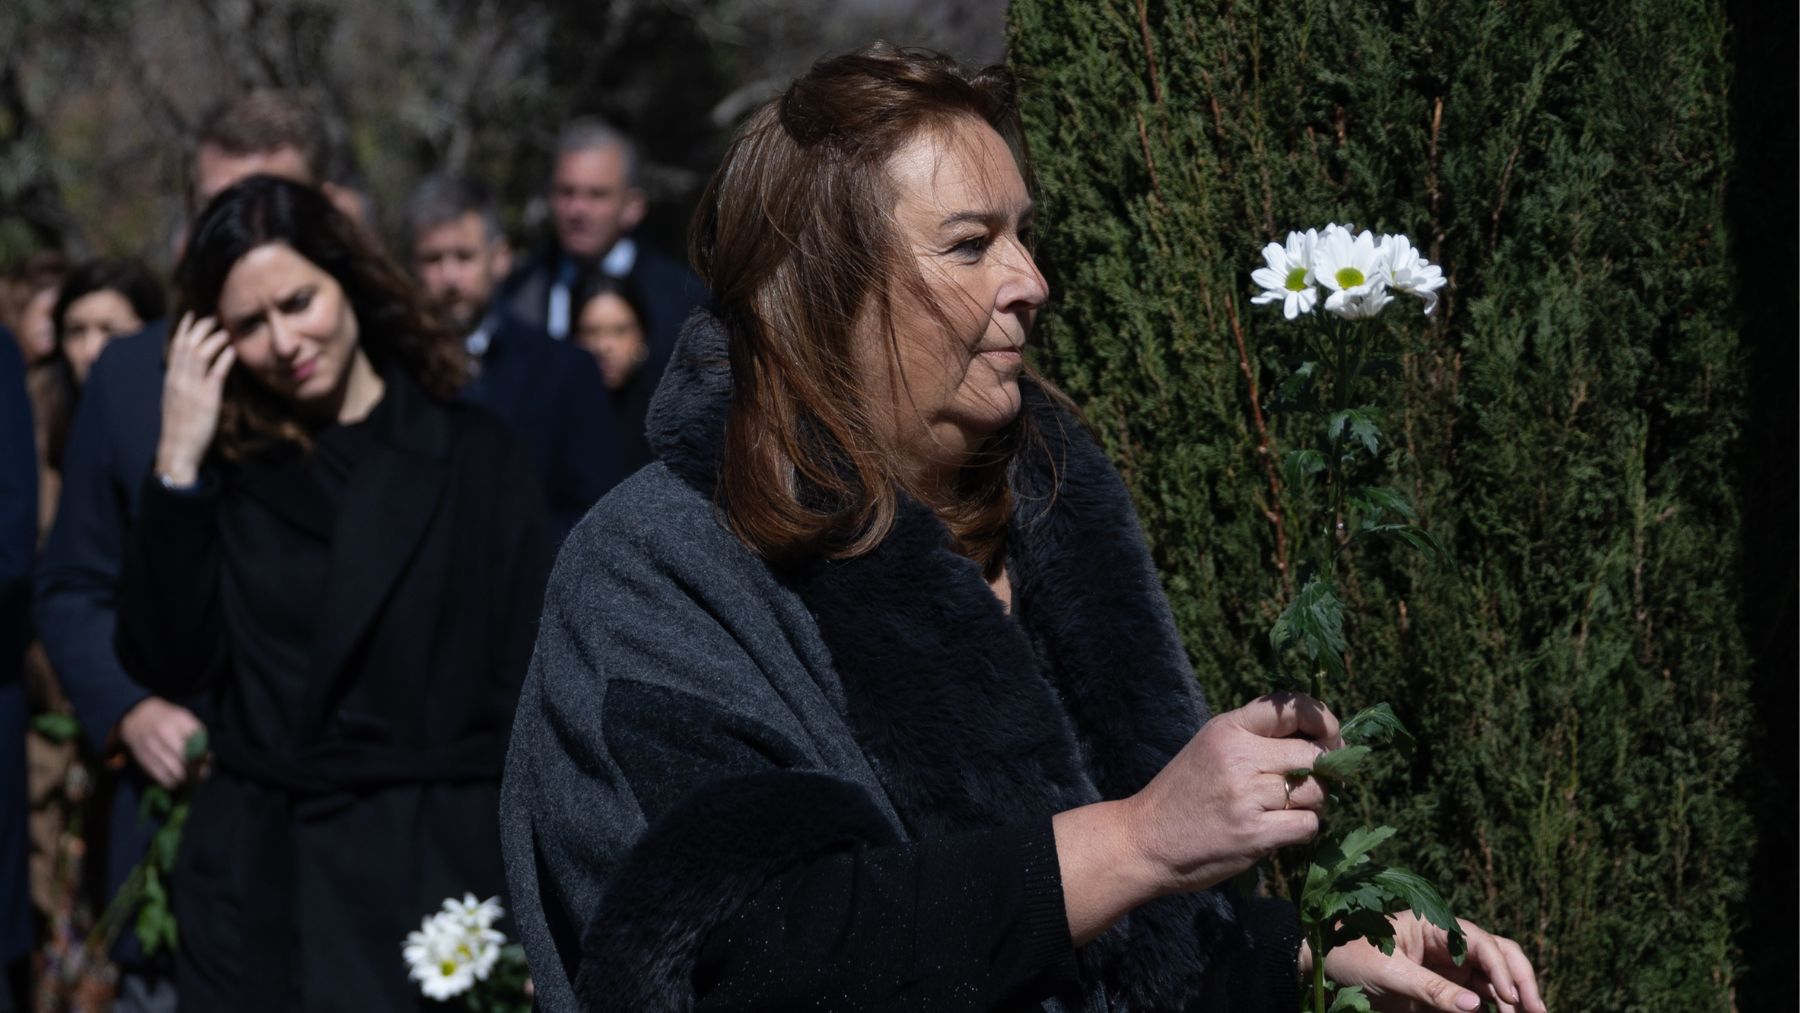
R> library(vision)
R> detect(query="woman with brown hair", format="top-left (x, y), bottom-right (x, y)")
top-left (117, 176), bottom-right (554, 1011)
top-left (502, 46), bottom-right (1544, 1013)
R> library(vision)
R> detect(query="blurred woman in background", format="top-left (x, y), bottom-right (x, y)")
top-left (117, 176), bottom-right (552, 1011)
top-left (571, 271), bottom-right (657, 474)
top-left (41, 258), bottom-right (166, 485)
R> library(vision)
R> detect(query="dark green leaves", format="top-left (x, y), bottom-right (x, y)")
top-left (1270, 576), bottom-right (1347, 678)
top-left (1329, 407), bottom-right (1382, 458)
top-left (134, 867), bottom-right (178, 955)
top-left (1340, 702), bottom-right (1411, 748)
top-left (1327, 985), bottom-right (1374, 1012)
top-left (1284, 448), bottom-right (1328, 489)
top-left (1305, 825), bottom-right (1397, 899)
top-left (183, 727), bottom-right (210, 764)
top-left (31, 711), bottom-right (80, 743)
top-left (1311, 744), bottom-right (1373, 784)
top-left (1348, 486), bottom-right (1415, 523)
top-left (1371, 868), bottom-right (1467, 962)
top-left (1268, 360), bottom-right (1321, 413)
top-left (1304, 825), bottom-right (1467, 972)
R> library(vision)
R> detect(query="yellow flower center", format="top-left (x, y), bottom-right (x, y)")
top-left (1335, 267), bottom-right (1365, 289)
top-left (440, 960), bottom-right (457, 976)
top-left (1284, 267), bottom-right (1309, 292)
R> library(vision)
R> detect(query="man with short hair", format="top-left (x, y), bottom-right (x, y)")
top-left (34, 88), bottom-right (336, 1013)
top-left (500, 118), bottom-right (708, 424)
top-left (187, 88), bottom-right (366, 226)
top-left (407, 174), bottom-right (623, 531)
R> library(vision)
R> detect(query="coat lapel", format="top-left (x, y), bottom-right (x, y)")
top-left (304, 372), bottom-right (450, 730)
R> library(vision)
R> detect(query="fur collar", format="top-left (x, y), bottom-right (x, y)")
top-left (647, 314), bottom-right (1246, 1009)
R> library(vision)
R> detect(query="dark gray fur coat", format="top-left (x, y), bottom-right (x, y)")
top-left (500, 313), bottom-right (1301, 1011)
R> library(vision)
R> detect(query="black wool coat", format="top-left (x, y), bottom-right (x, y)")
top-left (118, 369), bottom-right (556, 1012)
top-left (501, 314), bottom-right (1303, 1012)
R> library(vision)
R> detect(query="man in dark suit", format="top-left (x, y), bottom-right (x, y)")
top-left (0, 331), bottom-right (36, 1012)
top-left (497, 118), bottom-right (709, 414)
top-left (33, 89), bottom-right (331, 1013)
top-left (407, 174), bottom-right (624, 531)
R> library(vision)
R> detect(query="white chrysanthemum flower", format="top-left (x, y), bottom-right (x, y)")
top-left (1380, 234), bottom-right (1446, 315)
top-left (1313, 224), bottom-right (1393, 319)
top-left (404, 913), bottom-right (478, 1001)
top-left (441, 893), bottom-right (505, 932)
top-left (1250, 229), bottom-right (1320, 319)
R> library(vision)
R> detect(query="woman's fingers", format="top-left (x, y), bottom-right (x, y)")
top-left (1494, 934), bottom-right (1546, 1013)
top-left (1233, 692), bottom-right (1341, 743)
top-left (141, 741), bottom-right (182, 789)
top-left (202, 337), bottom-right (236, 384)
top-left (1284, 773), bottom-right (1327, 810)
top-left (1257, 808), bottom-right (1320, 849)
top-left (1370, 955), bottom-right (1485, 1012)
top-left (1456, 923), bottom-right (1521, 1010)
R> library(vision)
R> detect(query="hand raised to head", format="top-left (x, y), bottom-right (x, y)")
top-left (155, 312), bottom-right (235, 486)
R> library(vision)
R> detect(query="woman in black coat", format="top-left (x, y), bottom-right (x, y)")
top-left (502, 45), bottom-right (1545, 1013)
top-left (118, 177), bottom-right (554, 1012)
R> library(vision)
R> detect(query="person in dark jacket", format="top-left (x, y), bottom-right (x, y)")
top-left (35, 90), bottom-right (335, 1013)
top-left (117, 177), bottom-right (553, 1012)
top-left (568, 272), bottom-right (656, 475)
top-left (407, 174), bottom-right (624, 530)
top-left (0, 332), bottom-right (37, 1011)
top-left (496, 118), bottom-right (709, 429)
top-left (500, 46), bottom-right (1546, 1013)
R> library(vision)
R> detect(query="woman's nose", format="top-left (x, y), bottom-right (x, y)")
top-left (1000, 240), bottom-right (1050, 311)
top-left (268, 318), bottom-right (300, 359)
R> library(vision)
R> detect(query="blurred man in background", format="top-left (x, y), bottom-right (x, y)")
top-left (499, 118), bottom-right (708, 431)
top-left (407, 174), bottom-right (622, 531)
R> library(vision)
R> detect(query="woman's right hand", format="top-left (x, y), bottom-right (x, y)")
top-left (154, 312), bottom-right (235, 487)
top-left (116, 697), bottom-right (206, 789)
top-left (1125, 692), bottom-right (1340, 894)
top-left (1054, 693), bottom-right (1339, 944)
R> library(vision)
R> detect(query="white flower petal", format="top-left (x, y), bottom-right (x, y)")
top-left (1250, 266), bottom-right (1286, 290)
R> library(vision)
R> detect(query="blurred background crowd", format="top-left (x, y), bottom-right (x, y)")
top-left (0, 2), bottom-right (1008, 1009)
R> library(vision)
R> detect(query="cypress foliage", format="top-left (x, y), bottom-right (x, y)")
top-left (1006, 2), bottom-right (1751, 1009)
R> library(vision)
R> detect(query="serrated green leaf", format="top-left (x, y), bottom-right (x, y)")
top-left (1350, 486), bottom-right (1417, 523)
top-left (1268, 360), bottom-right (1319, 413)
top-left (1355, 522), bottom-right (1452, 565)
top-left (1269, 576), bottom-right (1346, 679)
top-left (1371, 867), bottom-right (1463, 954)
top-left (1340, 703), bottom-right (1411, 748)
top-left (1326, 904), bottom-right (1399, 954)
top-left (1312, 744), bottom-right (1373, 784)
top-left (183, 727), bottom-right (209, 763)
top-left (1329, 407), bottom-right (1382, 456)
top-left (1327, 984), bottom-right (1375, 1012)
top-left (1282, 448), bottom-right (1327, 489)
top-left (1305, 824), bottom-right (1396, 899)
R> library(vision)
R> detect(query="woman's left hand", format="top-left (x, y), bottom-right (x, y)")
top-left (1304, 910), bottom-right (1546, 1013)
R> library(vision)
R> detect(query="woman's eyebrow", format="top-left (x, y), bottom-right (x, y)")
top-left (938, 202), bottom-right (1036, 230)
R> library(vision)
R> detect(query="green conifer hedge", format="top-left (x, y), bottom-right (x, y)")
top-left (1006, 2), bottom-right (1751, 1008)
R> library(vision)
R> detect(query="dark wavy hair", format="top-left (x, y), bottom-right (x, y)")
top-left (174, 175), bottom-right (467, 459)
top-left (571, 271), bottom-right (650, 337)
top-left (52, 258), bottom-right (165, 346)
top-left (692, 43), bottom-right (1068, 575)
top-left (40, 258), bottom-right (167, 468)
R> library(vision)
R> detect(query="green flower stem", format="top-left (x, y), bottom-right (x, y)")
top-left (1312, 923), bottom-right (1329, 1013)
